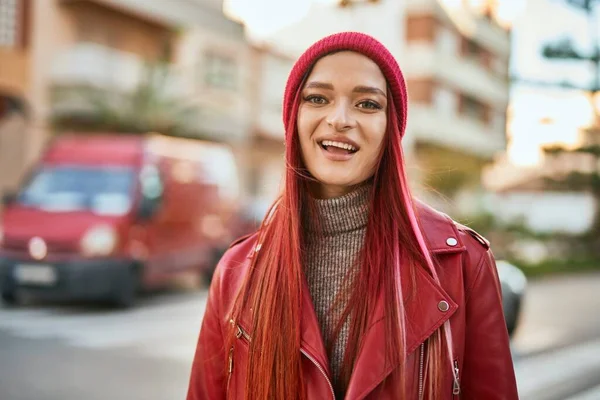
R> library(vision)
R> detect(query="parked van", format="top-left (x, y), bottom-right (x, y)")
top-left (0, 132), bottom-right (244, 307)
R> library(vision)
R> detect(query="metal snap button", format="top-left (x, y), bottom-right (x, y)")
top-left (446, 237), bottom-right (458, 247)
top-left (438, 300), bottom-right (450, 312)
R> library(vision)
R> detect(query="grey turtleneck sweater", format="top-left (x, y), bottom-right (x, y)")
top-left (303, 183), bottom-right (370, 392)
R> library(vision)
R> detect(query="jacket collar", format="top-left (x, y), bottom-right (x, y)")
top-left (415, 199), bottom-right (466, 254)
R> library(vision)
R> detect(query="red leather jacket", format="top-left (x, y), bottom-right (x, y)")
top-left (186, 203), bottom-right (519, 399)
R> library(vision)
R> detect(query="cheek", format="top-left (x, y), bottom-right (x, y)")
top-left (364, 118), bottom-right (387, 158)
top-left (297, 106), bottom-right (318, 142)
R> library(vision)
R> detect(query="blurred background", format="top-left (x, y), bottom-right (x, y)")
top-left (0, 0), bottom-right (599, 399)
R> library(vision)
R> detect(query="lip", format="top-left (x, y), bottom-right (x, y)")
top-left (317, 136), bottom-right (359, 162)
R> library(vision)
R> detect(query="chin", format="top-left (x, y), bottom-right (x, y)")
top-left (312, 170), bottom-right (360, 188)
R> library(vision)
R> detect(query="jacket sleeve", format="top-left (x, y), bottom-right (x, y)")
top-left (186, 265), bottom-right (228, 400)
top-left (461, 249), bottom-right (519, 399)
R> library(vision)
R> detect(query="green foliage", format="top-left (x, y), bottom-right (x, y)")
top-left (542, 172), bottom-right (600, 192)
top-left (511, 257), bottom-right (600, 279)
top-left (576, 145), bottom-right (600, 155)
top-left (542, 37), bottom-right (586, 60)
top-left (542, 144), bottom-right (568, 154)
top-left (543, 143), bottom-right (600, 156)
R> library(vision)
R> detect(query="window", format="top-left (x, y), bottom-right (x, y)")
top-left (460, 94), bottom-right (489, 124)
top-left (18, 166), bottom-right (136, 215)
top-left (461, 36), bottom-right (496, 70)
top-left (0, 0), bottom-right (18, 48)
top-left (140, 164), bottom-right (163, 201)
top-left (202, 52), bottom-right (238, 90)
top-left (462, 38), bottom-right (483, 60)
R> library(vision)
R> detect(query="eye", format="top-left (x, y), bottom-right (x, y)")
top-left (304, 94), bottom-right (328, 105)
top-left (357, 100), bottom-right (383, 110)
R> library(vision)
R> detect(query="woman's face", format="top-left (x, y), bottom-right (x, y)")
top-left (298, 51), bottom-right (388, 199)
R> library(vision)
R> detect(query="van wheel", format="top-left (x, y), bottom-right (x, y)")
top-left (1, 290), bottom-right (19, 307)
top-left (111, 267), bottom-right (140, 309)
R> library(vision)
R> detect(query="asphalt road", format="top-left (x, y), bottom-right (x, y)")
top-left (0, 273), bottom-right (599, 400)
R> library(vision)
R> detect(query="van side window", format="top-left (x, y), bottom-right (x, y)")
top-left (140, 165), bottom-right (163, 202)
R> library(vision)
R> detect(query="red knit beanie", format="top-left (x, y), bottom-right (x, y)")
top-left (283, 31), bottom-right (408, 140)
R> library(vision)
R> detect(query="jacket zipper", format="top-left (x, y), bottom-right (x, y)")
top-left (452, 359), bottom-right (461, 397)
top-left (227, 346), bottom-right (234, 398)
top-left (234, 323), bottom-right (335, 400)
top-left (299, 348), bottom-right (336, 400)
top-left (418, 342), bottom-right (425, 400)
top-left (227, 320), bottom-right (250, 399)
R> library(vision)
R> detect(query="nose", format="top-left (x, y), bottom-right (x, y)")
top-left (326, 101), bottom-right (356, 132)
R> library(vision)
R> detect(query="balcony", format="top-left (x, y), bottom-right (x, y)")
top-left (50, 42), bottom-right (252, 142)
top-left (67, 0), bottom-right (244, 39)
top-left (408, 103), bottom-right (505, 159)
top-left (50, 43), bottom-right (147, 91)
top-left (0, 48), bottom-right (29, 96)
top-left (50, 42), bottom-right (188, 97)
top-left (405, 0), bottom-right (510, 58)
top-left (402, 42), bottom-right (509, 108)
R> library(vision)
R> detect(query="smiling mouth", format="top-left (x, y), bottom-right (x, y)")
top-left (319, 140), bottom-right (358, 155)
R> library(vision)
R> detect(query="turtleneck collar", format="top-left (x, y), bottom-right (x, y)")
top-left (304, 183), bottom-right (372, 235)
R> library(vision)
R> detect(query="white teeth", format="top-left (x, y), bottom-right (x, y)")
top-left (321, 140), bottom-right (357, 152)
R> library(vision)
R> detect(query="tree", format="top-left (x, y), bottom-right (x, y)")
top-left (50, 62), bottom-right (204, 139)
top-left (530, 1), bottom-right (600, 238)
top-left (542, 0), bottom-right (600, 91)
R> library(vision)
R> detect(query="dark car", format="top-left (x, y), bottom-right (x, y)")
top-left (496, 260), bottom-right (527, 337)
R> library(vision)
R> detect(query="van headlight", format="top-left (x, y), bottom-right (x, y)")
top-left (81, 225), bottom-right (118, 257)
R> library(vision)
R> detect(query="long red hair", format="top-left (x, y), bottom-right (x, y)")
top-left (226, 61), bottom-right (451, 400)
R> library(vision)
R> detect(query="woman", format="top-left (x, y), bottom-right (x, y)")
top-left (187, 32), bottom-right (518, 400)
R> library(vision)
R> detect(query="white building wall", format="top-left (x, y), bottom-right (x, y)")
top-left (485, 191), bottom-right (597, 235)
top-left (409, 103), bottom-right (505, 158)
top-left (174, 28), bottom-right (252, 142)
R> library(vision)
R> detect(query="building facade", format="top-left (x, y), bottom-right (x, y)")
top-left (0, 0), bottom-right (253, 204)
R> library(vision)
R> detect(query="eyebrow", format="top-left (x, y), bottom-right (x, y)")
top-left (353, 85), bottom-right (386, 97)
top-left (304, 81), bottom-right (386, 97)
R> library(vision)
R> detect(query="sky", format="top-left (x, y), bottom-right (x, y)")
top-left (508, 0), bottom-right (598, 165)
top-left (224, 0), bottom-right (334, 39)
top-left (225, 0), bottom-right (599, 166)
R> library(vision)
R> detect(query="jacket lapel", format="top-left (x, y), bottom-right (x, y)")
top-left (300, 272), bottom-right (332, 376)
top-left (344, 258), bottom-right (460, 399)
top-left (344, 203), bottom-right (466, 399)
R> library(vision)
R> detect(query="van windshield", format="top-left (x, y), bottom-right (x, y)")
top-left (17, 166), bottom-right (136, 216)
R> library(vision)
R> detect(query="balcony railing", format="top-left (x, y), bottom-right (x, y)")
top-left (403, 43), bottom-right (509, 107)
top-left (409, 103), bottom-right (506, 158)
top-left (50, 42), bottom-right (147, 91)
